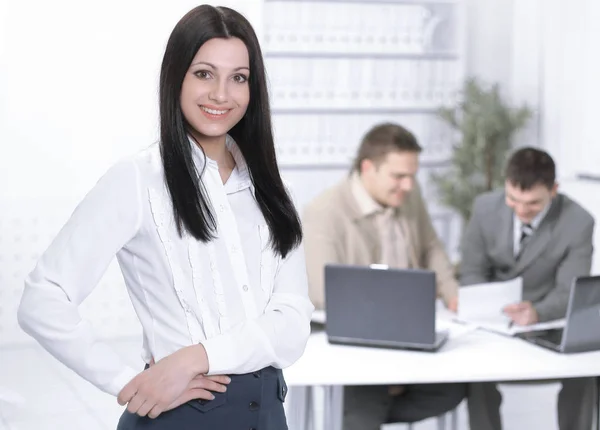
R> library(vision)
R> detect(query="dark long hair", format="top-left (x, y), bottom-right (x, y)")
top-left (159, 5), bottom-right (301, 258)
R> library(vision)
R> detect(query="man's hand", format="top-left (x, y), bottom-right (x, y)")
top-left (117, 344), bottom-right (210, 419)
top-left (447, 296), bottom-right (458, 313)
top-left (503, 301), bottom-right (538, 326)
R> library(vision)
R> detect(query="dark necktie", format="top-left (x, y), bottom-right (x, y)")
top-left (517, 223), bottom-right (533, 260)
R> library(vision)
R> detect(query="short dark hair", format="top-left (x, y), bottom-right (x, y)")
top-left (505, 147), bottom-right (556, 190)
top-left (352, 123), bottom-right (422, 172)
top-left (159, 5), bottom-right (301, 258)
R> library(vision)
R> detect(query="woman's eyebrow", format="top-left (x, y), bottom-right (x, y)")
top-left (190, 61), bottom-right (249, 72)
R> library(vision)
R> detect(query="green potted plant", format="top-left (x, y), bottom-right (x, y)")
top-left (430, 78), bottom-right (532, 276)
top-left (431, 77), bottom-right (533, 224)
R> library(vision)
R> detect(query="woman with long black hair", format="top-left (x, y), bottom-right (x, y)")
top-left (18, 5), bottom-right (313, 429)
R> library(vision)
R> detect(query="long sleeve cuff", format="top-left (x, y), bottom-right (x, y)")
top-left (201, 319), bottom-right (276, 375)
top-left (202, 334), bottom-right (239, 375)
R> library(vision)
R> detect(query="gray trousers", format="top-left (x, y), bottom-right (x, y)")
top-left (343, 383), bottom-right (466, 430)
top-left (467, 378), bottom-right (595, 430)
top-left (116, 366), bottom-right (288, 430)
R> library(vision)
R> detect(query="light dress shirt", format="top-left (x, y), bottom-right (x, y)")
top-left (17, 135), bottom-right (314, 397)
top-left (512, 201), bottom-right (551, 256)
top-left (350, 173), bottom-right (410, 268)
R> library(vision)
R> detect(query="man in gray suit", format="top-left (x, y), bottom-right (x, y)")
top-left (460, 147), bottom-right (595, 430)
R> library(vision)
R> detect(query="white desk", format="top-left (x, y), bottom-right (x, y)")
top-left (283, 322), bottom-right (600, 430)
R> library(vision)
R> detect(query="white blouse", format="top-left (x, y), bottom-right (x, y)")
top-left (17, 136), bottom-right (314, 397)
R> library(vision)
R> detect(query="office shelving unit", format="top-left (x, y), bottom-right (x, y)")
top-left (263, 0), bottom-right (466, 257)
top-left (263, 0), bottom-right (465, 169)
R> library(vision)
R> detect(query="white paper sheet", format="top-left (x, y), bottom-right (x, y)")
top-left (456, 278), bottom-right (567, 335)
top-left (508, 318), bottom-right (566, 335)
top-left (436, 317), bottom-right (479, 339)
top-left (457, 278), bottom-right (523, 333)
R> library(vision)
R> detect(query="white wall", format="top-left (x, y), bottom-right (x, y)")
top-left (464, 0), bottom-right (514, 90)
top-left (538, 0), bottom-right (600, 180)
top-left (484, 0), bottom-right (600, 180)
top-left (464, 0), bottom-right (547, 149)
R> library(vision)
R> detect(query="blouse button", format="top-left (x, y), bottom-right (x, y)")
top-left (243, 285), bottom-right (249, 292)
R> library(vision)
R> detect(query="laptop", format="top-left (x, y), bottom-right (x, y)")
top-left (516, 275), bottom-right (600, 353)
top-left (324, 264), bottom-right (448, 351)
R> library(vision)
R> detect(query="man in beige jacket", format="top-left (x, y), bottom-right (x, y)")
top-left (303, 123), bottom-right (465, 430)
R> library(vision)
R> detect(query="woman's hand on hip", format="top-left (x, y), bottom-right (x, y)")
top-left (117, 345), bottom-right (212, 418)
top-left (163, 373), bottom-right (231, 413)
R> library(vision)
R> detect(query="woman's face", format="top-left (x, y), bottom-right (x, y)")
top-left (180, 37), bottom-right (250, 142)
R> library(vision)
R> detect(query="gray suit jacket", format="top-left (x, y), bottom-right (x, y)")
top-left (460, 190), bottom-right (595, 322)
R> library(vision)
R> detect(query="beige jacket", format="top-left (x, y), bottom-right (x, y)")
top-left (302, 176), bottom-right (458, 310)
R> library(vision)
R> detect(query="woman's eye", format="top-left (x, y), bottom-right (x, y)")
top-left (195, 70), bottom-right (211, 79)
top-left (233, 74), bottom-right (248, 83)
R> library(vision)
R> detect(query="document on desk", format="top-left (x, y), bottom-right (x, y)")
top-left (457, 277), bottom-right (523, 335)
top-left (456, 278), bottom-right (567, 335)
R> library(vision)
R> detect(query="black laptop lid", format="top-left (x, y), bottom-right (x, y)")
top-left (562, 275), bottom-right (600, 353)
top-left (324, 264), bottom-right (437, 345)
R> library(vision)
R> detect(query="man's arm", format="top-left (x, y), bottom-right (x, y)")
top-left (413, 188), bottom-right (459, 306)
top-left (534, 219), bottom-right (594, 322)
top-left (459, 197), bottom-right (493, 286)
top-left (302, 204), bottom-right (345, 310)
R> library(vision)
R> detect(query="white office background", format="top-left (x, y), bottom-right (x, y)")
top-left (0, 0), bottom-right (599, 429)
